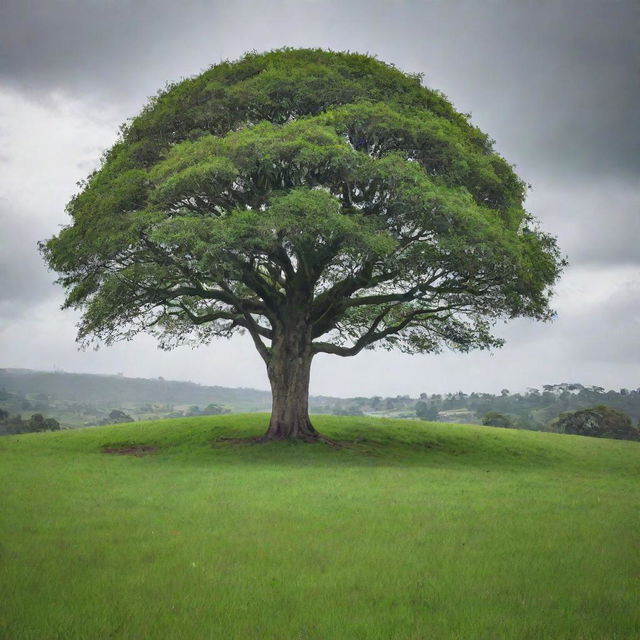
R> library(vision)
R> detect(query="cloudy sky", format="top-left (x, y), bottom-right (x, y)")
top-left (1, 0), bottom-right (638, 397)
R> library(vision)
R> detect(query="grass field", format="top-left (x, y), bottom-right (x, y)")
top-left (1, 415), bottom-right (639, 639)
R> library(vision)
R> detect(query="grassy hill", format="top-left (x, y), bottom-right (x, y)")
top-left (1, 415), bottom-right (638, 639)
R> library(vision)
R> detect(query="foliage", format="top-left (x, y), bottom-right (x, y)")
top-left (43, 417), bottom-right (61, 431)
top-left (556, 405), bottom-right (640, 441)
top-left (101, 409), bottom-right (134, 425)
top-left (481, 411), bottom-right (514, 428)
top-left (40, 49), bottom-right (564, 437)
top-left (411, 383), bottom-right (640, 429)
top-left (0, 411), bottom-right (60, 436)
top-left (186, 403), bottom-right (230, 416)
top-left (415, 400), bottom-right (439, 420)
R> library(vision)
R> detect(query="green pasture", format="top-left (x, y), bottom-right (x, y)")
top-left (1, 415), bottom-right (638, 639)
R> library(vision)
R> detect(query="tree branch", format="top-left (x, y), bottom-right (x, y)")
top-left (312, 305), bottom-right (454, 357)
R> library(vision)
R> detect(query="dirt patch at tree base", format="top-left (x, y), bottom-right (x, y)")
top-left (102, 445), bottom-right (157, 457)
top-left (211, 435), bottom-right (342, 447)
top-left (212, 436), bottom-right (265, 446)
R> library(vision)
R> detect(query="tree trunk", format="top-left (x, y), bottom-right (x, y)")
top-left (265, 329), bottom-right (318, 440)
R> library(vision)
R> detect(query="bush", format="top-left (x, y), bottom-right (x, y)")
top-left (28, 413), bottom-right (46, 431)
top-left (415, 401), bottom-right (439, 421)
top-left (556, 405), bottom-right (639, 441)
top-left (0, 412), bottom-right (60, 435)
top-left (99, 409), bottom-right (134, 425)
top-left (481, 411), bottom-right (514, 428)
top-left (43, 418), bottom-right (60, 431)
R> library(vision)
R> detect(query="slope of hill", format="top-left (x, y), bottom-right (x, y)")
top-left (1, 415), bottom-right (638, 639)
top-left (0, 368), bottom-right (273, 409)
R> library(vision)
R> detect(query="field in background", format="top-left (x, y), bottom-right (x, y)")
top-left (1, 415), bottom-right (639, 639)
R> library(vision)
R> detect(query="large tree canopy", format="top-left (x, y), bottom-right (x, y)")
top-left (42, 49), bottom-right (564, 440)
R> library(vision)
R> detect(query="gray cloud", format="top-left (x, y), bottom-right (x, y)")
top-left (0, 200), bottom-right (56, 319)
top-left (0, 87), bottom-right (118, 321)
top-left (1, 0), bottom-right (638, 179)
top-left (527, 177), bottom-right (640, 268)
top-left (437, 0), bottom-right (640, 181)
top-left (567, 278), bottom-right (640, 365)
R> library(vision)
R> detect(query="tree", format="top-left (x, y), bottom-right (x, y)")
top-left (41, 49), bottom-right (564, 441)
top-left (556, 406), bottom-right (639, 441)
top-left (28, 413), bottom-right (46, 431)
top-left (104, 409), bottom-right (134, 424)
top-left (415, 401), bottom-right (439, 421)
top-left (481, 411), bottom-right (514, 428)
top-left (43, 417), bottom-right (61, 431)
top-left (0, 412), bottom-right (60, 435)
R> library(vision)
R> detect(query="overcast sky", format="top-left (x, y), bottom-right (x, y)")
top-left (1, 0), bottom-right (638, 397)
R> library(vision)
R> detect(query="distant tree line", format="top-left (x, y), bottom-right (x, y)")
top-left (0, 384), bottom-right (236, 429)
top-left (315, 383), bottom-right (640, 427)
top-left (413, 383), bottom-right (640, 428)
top-left (2, 372), bottom-right (640, 441)
top-left (0, 409), bottom-right (60, 435)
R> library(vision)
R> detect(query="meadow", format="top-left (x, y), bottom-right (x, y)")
top-left (1, 415), bottom-right (638, 639)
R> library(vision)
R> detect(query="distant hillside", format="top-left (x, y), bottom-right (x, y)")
top-left (2, 368), bottom-right (638, 434)
top-left (0, 368), bottom-right (273, 411)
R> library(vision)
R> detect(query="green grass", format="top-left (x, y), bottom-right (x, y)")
top-left (1, 415), bottom-right (639, 639)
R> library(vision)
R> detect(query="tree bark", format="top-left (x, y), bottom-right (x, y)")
top-left (264, 327), bottom-right (318, 440)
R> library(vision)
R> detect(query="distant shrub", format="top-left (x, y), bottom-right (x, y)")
top-left (0, 412), bottom-right (60, 435)
top-left (99, 409), bottom-right (134, 425)
top-left (481, 411), bottom-right (514, 428)
top-left (415, 401), bottom-right (439, 421)
top-left (43, 418), bottom-right (60, 431)
top-left (186, 404), bottom-right (230, 417)
top-left (556, 405), bottom-right (639, 441)
top-left (202, 403), bottom-right (229, 415)
top-left (332, 407), bottom-right (364, 417)
top-left (28, 413), bottom-right (46, 431)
